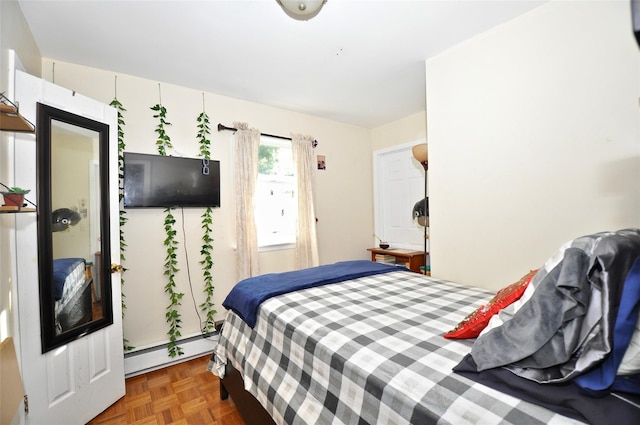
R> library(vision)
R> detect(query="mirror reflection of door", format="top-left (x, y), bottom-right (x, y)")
top-left (50, 120), bottom-right (104, 334)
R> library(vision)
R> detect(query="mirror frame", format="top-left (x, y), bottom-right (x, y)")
top-left (36, 103), bottom-right (113, 353)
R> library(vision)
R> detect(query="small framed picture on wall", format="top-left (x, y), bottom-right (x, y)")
top-left (317, 155), bottom-right (326, 170)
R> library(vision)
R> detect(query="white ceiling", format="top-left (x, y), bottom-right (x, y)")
top-left (17, 0), bottom-right (545, 128)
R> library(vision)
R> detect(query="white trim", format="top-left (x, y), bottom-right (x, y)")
top-left (259, 242), bottom-right (295, 252)
top-left (89, 160), bottom-right (100, 255)
top-left (7, 48), bottom-right (27, 380)
top-left (123, 332), bottom-right (219, 378)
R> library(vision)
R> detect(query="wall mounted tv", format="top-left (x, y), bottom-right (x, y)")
top-left (123, 152), bottom-right (220, 208)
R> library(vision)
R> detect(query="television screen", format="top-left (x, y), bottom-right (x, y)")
top-left (123, 152), bottom-right (220, 208)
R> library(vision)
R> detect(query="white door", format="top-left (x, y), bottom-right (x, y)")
top-left (13, 70), bottom-right (125, 424)
top-left (373, 141), bottom-right (427, 250)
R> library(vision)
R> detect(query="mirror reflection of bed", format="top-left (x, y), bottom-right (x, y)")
top-left (50, 120), bottom-right (104, 335)
top-left (53, 257), bottom-right (93, 334)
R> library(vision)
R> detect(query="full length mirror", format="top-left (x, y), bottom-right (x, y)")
top-left (37, 103), bottom-right (113, 353)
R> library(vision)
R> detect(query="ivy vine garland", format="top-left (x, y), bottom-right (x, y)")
top-left (110, 93), bottom-right (134, 352)
top-left (151, 103), bottom-right (173, 156)
top-left (196, 106), bottom-right (216, 335)
top-left (162, 208), bottom-right (183, 357)
top-left (151, 91), bottom-right (184, 358)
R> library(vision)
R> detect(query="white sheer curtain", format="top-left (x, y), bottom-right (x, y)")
top-left (291, 133), bottom-right (319, 269)
top-left (234, 122), bottom-right (260, 279)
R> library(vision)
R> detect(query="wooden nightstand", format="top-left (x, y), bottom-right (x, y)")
top-left (367, 248), bottom-right (427, 273)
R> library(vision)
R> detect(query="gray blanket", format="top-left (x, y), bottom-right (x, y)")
top-left (471, 228), bottom-right (640, 383)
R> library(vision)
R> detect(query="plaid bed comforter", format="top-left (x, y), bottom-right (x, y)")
top-left (212, 270), bottom-right (584, 425)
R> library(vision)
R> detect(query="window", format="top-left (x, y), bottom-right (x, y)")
top-left (256, 136), bottom-right (297, 248)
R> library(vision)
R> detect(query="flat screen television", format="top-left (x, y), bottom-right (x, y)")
top-left (123, 152), bottom-right (220, 208)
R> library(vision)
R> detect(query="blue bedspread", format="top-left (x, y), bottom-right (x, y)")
top-left (223, 260), bottom-right (403, 328)
top-left (53, 258), bottom-right (85, 301)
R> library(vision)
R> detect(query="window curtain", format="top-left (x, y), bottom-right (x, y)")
top-left (234, 122), bottom-right (260, 279)
top-left (291, 133), bottom-right (319, 269)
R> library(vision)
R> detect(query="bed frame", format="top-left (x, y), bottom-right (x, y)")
top-left (220, 362), bottom-right (276, 425)
top-left (213, 252), bottom-right (640, 425)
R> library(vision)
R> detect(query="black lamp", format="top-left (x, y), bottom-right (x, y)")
top-left (412, 143), bottom-right (428, 274)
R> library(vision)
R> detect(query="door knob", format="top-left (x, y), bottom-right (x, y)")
top-left (110, 263), bottom-right (124, 273)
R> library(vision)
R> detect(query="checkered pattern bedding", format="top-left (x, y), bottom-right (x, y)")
top-left (212, 270), bottom-right (584, 425)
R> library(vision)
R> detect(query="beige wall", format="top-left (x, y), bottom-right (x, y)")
top-left (0, 0), bottom-right (41, 91)
top-left (37, 59), bottom-right (375, 348)
top-left (0, 0), bottom-right (40, 343)
top-left (426, 0), bottom-right (640, 290)
top-left (371, 111), bottom-right (426, 152)
top-left (51, 131), bottom-right (95, 260)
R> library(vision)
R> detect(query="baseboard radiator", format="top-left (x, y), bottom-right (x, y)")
top-left (124, 332), bottom-right (219, 378)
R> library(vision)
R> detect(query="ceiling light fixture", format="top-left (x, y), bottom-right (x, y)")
top-left (277, 0), bottom-right (327, 20)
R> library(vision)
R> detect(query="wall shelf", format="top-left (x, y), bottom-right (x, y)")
top-left (0, 206), bottom-right (36, 214)
top-left (0, 93), bottom-right (35, 133)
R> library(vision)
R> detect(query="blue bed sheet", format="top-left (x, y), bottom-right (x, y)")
top-left (53, 258), bottom-right (85, 301)
top-left (222, 260), bottom-right (403, 328)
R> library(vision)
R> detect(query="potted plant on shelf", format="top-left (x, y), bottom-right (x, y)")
top-left (1, 187), bottom-right (31, 207)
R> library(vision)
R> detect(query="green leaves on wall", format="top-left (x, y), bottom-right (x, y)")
top-left (196, 109), bottom-right (217, 336)
top-left (163, 208), bottom-right (184, 358)
top-left (110, 95), bottom-right (134, 352)
top-left (151, 96), bottom-right (185, 358)
top-left (144, 92), bottom-right (218, 357)
top-left (151, 103), bottom-right (173, 156)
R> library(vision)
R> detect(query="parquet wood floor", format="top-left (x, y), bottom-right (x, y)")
top-left (88, 355), bottom-right (245, 425)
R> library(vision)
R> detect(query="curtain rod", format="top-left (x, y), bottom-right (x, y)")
top-left (217, 123), bottom-right (318, 147)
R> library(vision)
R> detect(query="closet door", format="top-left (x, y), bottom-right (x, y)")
top-left (373, 141), bottom-right (426, 250)
top-left (14, 70), bottom-right (124, 425)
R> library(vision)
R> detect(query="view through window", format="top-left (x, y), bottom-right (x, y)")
top-left (256, 136), bottom-right (297, 248)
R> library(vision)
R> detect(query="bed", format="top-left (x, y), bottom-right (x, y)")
top-left (210, 229), bottom-right (640, 425)
top-left (53, 257), bottom-right (92, 333)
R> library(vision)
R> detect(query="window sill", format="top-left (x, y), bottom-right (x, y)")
top-left (258, 243), bottom-right (295, 252)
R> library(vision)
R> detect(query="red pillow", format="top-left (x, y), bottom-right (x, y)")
top-left (444, 269), bottom-right (538, 339)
